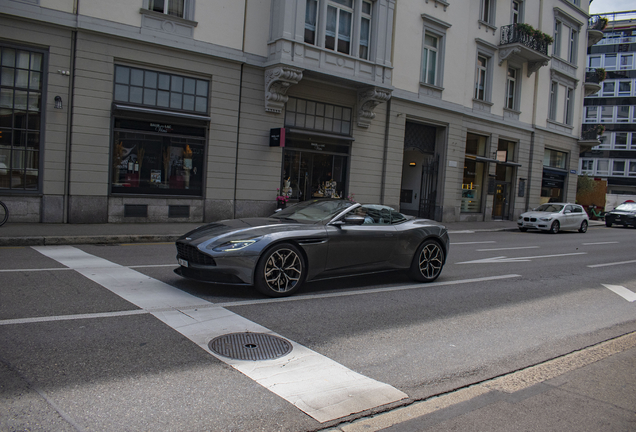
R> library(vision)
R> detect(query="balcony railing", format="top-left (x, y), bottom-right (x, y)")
top-left (500, 24), bottom-right (549, 57)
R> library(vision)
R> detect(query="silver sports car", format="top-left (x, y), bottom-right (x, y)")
top-left (175, 199), bottom-right (449, 297)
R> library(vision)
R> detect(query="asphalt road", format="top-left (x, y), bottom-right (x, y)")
top-left (1, 226), bottom-right (635, 431)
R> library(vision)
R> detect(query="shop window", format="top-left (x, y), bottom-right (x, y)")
top-left (462, 133), bottom-right (487, 213)
top-left (0, 46), bottom-right (44, 191)
top-left (285, 97), bottom-right (352, 135)
top-left (114, 65), bottom-right (208, 114)
top-left (111, 118), bottom-right (205, 196)
top-left (543, 148), bottom-right (567, 170)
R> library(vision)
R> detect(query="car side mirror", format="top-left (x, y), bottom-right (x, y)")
top-left (564, 210), bottom-right (571, 214)
top-left (343, 215), bottom-right (365, 225)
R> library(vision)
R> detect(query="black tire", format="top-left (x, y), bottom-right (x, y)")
top-left (409, 239), bottom-right (445, 283)
top-left (254, 243), bottom-right (306, 297)
top-left (0, 201), bottom-right (7, 227)
top-left (550, 220), bottom-right (560, 234)
top-left (578, 220), bottom-right (588, 233)
top-left (518, 227), bottom-right (528, 232)
top-left (605, 220), bottom-right (612, 228)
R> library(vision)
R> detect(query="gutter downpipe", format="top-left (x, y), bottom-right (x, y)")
top-left (380, 98), bottom-right (391, 205)
top-left (233, 0), bottom-right (247, 218)
top-left (63, 0), bottom-right (79, 223)
top-left (526, 0), bottom-right (544, 212)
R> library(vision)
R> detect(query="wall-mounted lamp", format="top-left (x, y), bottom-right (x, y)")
top-left (54, 96), bottom-right (63, 109)
top-left (409, 162), bottom-right (416, 167)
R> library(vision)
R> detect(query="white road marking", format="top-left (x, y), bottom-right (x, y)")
top-left (0, 310), bottom-right (147, 326)
top-left (582, 242), bottom-right (619, 245)
top-left (456, 252), bottom-right (587, 264)
top-left (0, 267), bottom-right (72, 272)
top-left (31, 246), bottom-right (406, 423)
top-left (476, 246), bottom-right (539, 252)
top-left (602, 284), bottom-right (636, 302)
top-left (450, 241), bottom-right (496, 245)
top-left (588, 259), bottom-right (636, 268)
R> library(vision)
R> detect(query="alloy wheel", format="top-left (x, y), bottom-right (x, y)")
top-left (263, 248), bottom-right (303, 293)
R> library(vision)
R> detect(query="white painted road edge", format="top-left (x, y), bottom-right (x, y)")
top-left (32, 245), bottom-right (407, 423)
top-left (602, 284), bottom-right (636, 302)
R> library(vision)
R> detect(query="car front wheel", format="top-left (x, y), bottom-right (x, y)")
top-left (254, 243), bottom-right (306, 297)
top-left (550, 220), bottom-right (560, 234)
top-left (605, 220), bottom-right (612, 227)
top-left (409, 239), bottom-right (445, 283)
top-left (578, 220), bottom-right (588, 233)
top-left (518, 227), bottom-right (528, 232)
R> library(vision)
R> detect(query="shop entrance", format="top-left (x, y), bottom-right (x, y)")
top-left (282, 147), bottom-right (348, 201)
top-left (492, 182), bottom-right (510, 219)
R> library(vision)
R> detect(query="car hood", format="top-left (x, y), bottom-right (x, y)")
top-left (177, 217), bottom-right (319, 245)
top-left (608, 210), bottom-right (635, 215)
top-left (520, 211), bottom-right (560, 219)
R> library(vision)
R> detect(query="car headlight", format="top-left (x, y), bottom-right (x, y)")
top-left (212, 237), bottom-right (262, 252)
top-left (539, 217), bottom-right (551, 221)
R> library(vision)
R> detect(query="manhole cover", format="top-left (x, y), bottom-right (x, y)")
top-left (208, 332), bottom-right (293, 361)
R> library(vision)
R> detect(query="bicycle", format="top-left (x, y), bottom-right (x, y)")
top-left (0, 200), bottom-right (7, 227)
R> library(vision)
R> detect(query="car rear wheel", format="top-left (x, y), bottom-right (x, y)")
top-left (550, 220), bottom-right (560, 234)
top-left (409, 239), bottom-right (444, 283)
top-left (578, 220), bottom-right (588, 233)
top-left (254, 243), bottom-right (306, 297)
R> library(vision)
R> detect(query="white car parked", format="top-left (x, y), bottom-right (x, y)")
top-left (517, 203), bottom-right (589, 234)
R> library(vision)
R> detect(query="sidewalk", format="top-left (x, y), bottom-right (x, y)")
top-left (0, 219), bottom-right (605, 247)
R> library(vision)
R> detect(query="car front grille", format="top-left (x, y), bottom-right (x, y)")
top-left (176, 243), bottom-right (216, 266)
top-left (524, 217), bottom-right (537, 222)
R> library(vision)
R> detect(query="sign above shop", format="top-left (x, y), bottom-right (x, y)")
top-left (269, 128), bottom-right (286, 147)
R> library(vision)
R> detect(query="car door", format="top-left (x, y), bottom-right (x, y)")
top-left (325, 206), bottom-right (397, 272)
top-left (563, 205), bottom-right (578, 229)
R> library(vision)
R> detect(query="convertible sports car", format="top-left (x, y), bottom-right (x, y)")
top-left (175, 199), bottom-right (449, 297)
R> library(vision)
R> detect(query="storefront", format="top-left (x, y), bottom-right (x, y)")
top-left (110, 65), bottom-right (210, 198)
top-left (541, 149), bottom-right (568, 204)
top-left (278, 97), bottom-right (353, 202)
top-left (462, 133), bottom-right (488, 213)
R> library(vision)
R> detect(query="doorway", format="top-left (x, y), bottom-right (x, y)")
top-left (492, 182), bottom-right (510, 219)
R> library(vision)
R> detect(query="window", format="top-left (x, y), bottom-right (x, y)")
top-left (359, 1), bottom-right (372, 59)
top-left (588, 56), bottom-right (601, 68)
top-left (480, 0), bottom-right (495, 25)
top-left (475, 55), bottom-right (488, 100)
top-left (615, 133), bottom-right (628, 150)
top-left (305, 0), bottom-right (318, 44)
top-left (285, 97), bottom-right (352, 135)
top-left (612, 160), bottom-right (626, 176)
top-left (326, 0), bottom-right (353, 55)
top-left (544, 149), bottom-right (567, 169)
top-left (629, 161), bottom-right (636, 177)
top-left (581, 159), bottom-right (594, 174)
top-left (632, 133), bottom-right (636, 150)
top-left (0, 46), bottom-right (44, 191)
top-left (618, 81), bottom-right (631, 96)
top-left (600, 106), bottom-right (613, 123)
top-left (568, 27), bottom-right (578, 63)
top-left (596, 159), bottom-right (609, 175)
top-left (605, 54), bottom-right (617, 70)
top-left (549, 81), bottom-right (558, 121)
top-left (616, 106), bottom-right (630, 122)
top-left (602, 81), bottom-right (615, 96)
top-left (511, 0), bottom-right (523, 24)
top-left (148, 0), bottom-right (185, 18)
top-left (564, 87), bottom-right (573, 125)
top-left (506, 67), bottom-right (518, 110)
top-left (114, 65), bottom-right (209, 114)
top-left (620, 54), bottom-right (633, 70)
top-left (462, 133), bottom-right (488, 213)
top-left (421, 34), bottom-right (438, 85)
top-left (584, 106), bottom-right (598, 122)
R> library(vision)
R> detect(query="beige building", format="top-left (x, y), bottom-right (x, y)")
top-left (0, 0), bottom-right (594, 224)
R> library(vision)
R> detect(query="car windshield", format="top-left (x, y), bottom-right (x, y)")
top-left (270, 199), bottom-right (354, 222)
top-left (535, 204), bottom-right (563, 212)
top-left (615, 202), bottom-right (636, 211)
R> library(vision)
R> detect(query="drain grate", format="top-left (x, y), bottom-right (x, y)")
top-left (208, 332), bottom-right (293, 361)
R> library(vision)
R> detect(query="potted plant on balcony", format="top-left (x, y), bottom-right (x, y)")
top-left (593, 124), bottom-right (606, 137)
top-left (515, 23), bottom-right (554, 45)
top-left (595, 68), bottom-right (606, 82)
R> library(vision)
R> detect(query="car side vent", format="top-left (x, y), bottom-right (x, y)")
top-left (169, 205), bottom-right (190, 218)
top-left (124, 204), bottom-right (148, 218)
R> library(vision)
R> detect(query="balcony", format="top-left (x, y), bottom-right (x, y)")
top-left (498, 24), bottom-right (551, 76)
top-left (587, 16), bottom-right (607, 47)
top-left (579, 125), bottom-right (603, 152)
top-left (584, 68), bottom-right (605, 96)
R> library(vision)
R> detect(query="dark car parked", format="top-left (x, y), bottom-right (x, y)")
top-left (605, 201), bottom-right (636, 228)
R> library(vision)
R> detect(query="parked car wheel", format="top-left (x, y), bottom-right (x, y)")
top-left (550, 220), bottom-right (560, 234)
top-left (518, 227), bottom-right (528, 232)
top-left (578, 220), bottom-right (588, 233)
top-left (605, 220), bottom-right (612, 228)
top-left (255, 243), bottom-right (306, 297)
top-left (409, 239), bottom-right (445, 282)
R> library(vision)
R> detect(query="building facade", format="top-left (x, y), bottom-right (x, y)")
top-left (0, 0), bottom-right (593, 224)
top-left (580, 10), bottom-right (636, 195)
